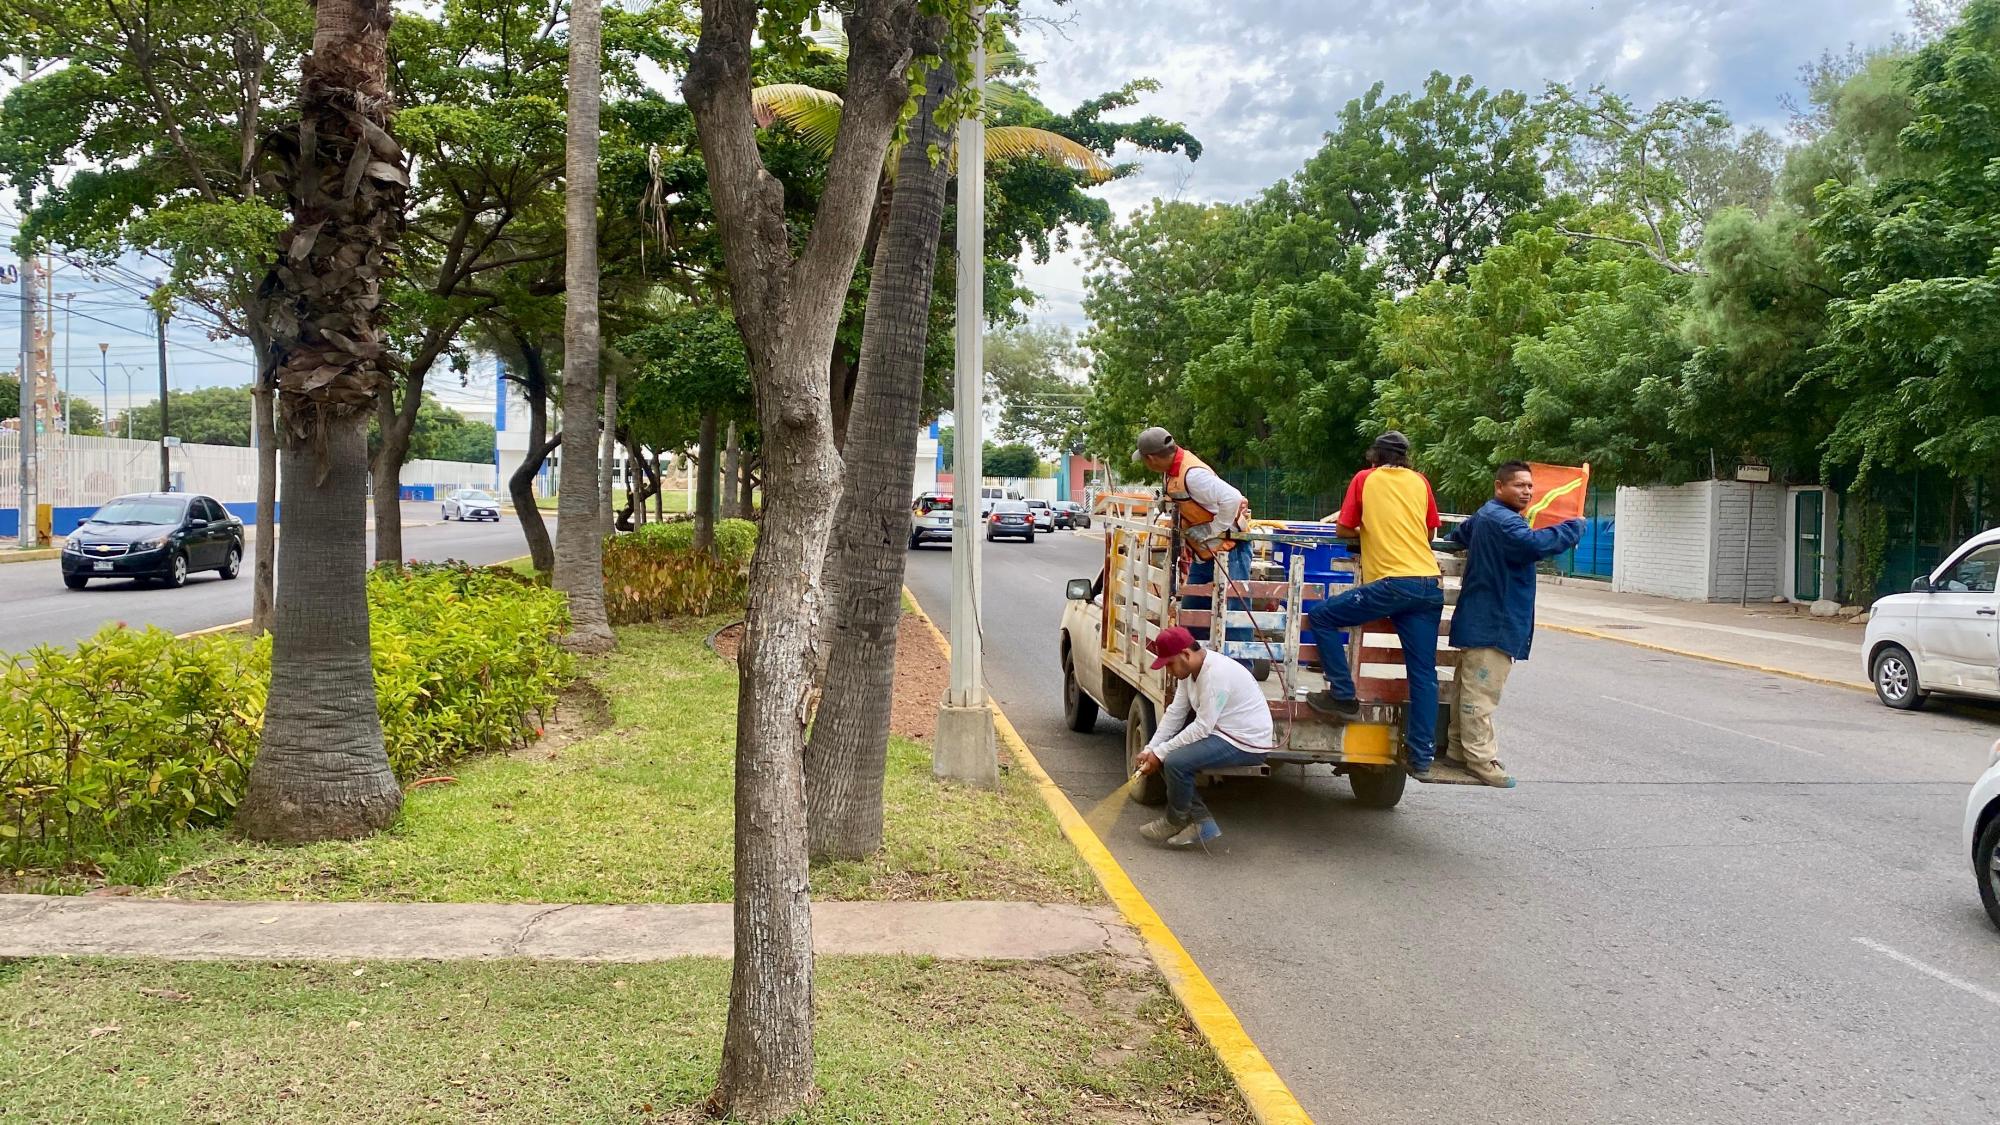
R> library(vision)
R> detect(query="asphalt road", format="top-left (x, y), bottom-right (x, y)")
top-left (0, 505), bottom-right (541, 654)
top-left (906, 531), bottom-right (2000, 1125)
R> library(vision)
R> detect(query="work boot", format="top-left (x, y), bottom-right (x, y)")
top-left (1465, 760), bottom-right (1516, 788)
top-left (1165, 819), bottom-right (1222, 849)
top-left (1305, 691), bottom-right (1360, 721)
top-left (1139, 817), bottom-right (1183, 843)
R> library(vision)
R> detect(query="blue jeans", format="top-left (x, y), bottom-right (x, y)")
top-left (1305, 576), bottom-right (1445, 767)
top-left (1184, 546), bottom-right (1252, 646)
top-left (1162, 734), bottom-right (1266, 825)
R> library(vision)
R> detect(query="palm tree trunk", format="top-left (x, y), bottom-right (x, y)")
top-left (805, 51), bottom-right (955, 861)
top-left (553, 0), bottom-right (613, 652)
top-left (721, 422), bottom-right (741, 519)
top-left (250, 331), bottom-right (278, 634)
top-left (597, 365), bottom-right (618, 538)
top-left (695, 410), bottom-right (719, 552)
top-left (239, 0), bottom-right (404, 842)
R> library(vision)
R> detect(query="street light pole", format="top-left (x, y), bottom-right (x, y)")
top-left (156, 303), bottom-right (171, 492)
top-left (934, 6), bottom-right (997, 787)
top-left (98, 342), bottom-right (107, 439)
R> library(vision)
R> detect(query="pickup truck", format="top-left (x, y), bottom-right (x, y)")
top-left (1057, 491), bottom-right (1483, 809)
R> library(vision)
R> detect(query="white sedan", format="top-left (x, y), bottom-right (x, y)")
top-left (442, 489), bottom-right (503, 522)
top-left (1963, 739), bottom-right (2000, 931)
top-left (1863, 527), bottom-right (1999, 709)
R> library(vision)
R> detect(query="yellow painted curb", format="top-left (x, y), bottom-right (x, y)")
top-left (0, 547), bottom-right (63, 564)
top-left (1542, 621), bottom-right (1868, 694)
top-left (177, 618), bottom-right (254, 639)
top-left (903, 588), bottom-right (1314, 1125)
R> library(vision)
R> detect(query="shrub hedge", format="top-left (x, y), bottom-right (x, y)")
top-left (602, 518), bottom-right (758, 624)
top-left (0, 562), bottom-right (572, 869)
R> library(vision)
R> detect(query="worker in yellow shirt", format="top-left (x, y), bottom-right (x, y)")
top-left (1305, 431), bottom-right (1445, 779)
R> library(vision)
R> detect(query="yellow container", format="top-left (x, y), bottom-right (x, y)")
top-left (36, 503), bottom-right (52, 539)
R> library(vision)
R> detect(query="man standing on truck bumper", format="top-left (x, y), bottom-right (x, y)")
top-left (1304, 431), bottom-right (1445, 779)
top-left (1135, 626), bottom-right (1274, 848)
top-left (1445, 461), bottom-right (1586, 787)
top-left (1136, 427), bottom-right (1252, 652)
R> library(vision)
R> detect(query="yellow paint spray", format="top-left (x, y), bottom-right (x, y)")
top-left (1082, 769), bottom-right (1147, 839)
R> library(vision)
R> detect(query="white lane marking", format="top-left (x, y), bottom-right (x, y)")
top-left (1599, 694), bottom-right (1826, 757)
top-left (1853, 937), bottom-right (2000, 1008)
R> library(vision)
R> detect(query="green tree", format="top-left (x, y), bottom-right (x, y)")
top-left (0, 373), bottom-right (104, 436)
top-left (982, 441), bottom-right (1040, 479)
top-left (988, 324), bottom-right (1086, 453)
top-left (407, 397), bottom-right (496, 464)
top-left (118, 385), bottom-right (254, 446)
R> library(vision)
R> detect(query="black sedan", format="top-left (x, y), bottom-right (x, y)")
top-left (61, 492), bottom-right (245, 590)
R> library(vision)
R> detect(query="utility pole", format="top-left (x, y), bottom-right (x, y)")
top-left (98, 342), bottom-right (108, 438)
top-left (16, 194), bottom-right (39, 549)
top-left (156, 303), bottom-right (171, 492)
top-left (935, 6), bottom-right (997, 787)
top-left (61, 292), bottom-right (72, 434)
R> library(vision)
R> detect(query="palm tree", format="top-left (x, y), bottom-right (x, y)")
top-left (236, 0), bottom-right (406, 842)
top-left (553, 0), bottom-right (615, 653)
top-left (779, 51), bottom-right (1110, 861)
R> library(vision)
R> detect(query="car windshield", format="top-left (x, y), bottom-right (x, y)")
top-left (458, 491), bottom-right (496, 502)
top-left (916, 497), bottom-right (952, 514)
top-left (86, 498), bottom-right (185, 526)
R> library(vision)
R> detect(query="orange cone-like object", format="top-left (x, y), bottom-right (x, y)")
top-left (1524, 462), bottom-right (1590, 529)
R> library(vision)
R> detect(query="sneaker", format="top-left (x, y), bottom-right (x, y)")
top-left (1139, 817), bottom-right (1182, 843)
top-left (1165, 819), bottom-right (1221, 849)
top-left (1407, 762), bottom-right (1433, 781)
top-left (1305, 691), bottom-right (1360, 720)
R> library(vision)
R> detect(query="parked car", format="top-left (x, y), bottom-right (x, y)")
top-left (909, 492), bottom-right (955, 550)
top-left (1963, 738), bottom-right (2000, 930)
top-left (986, 499), bottom-right (1035, 542)
top-left (442, 488), bottom-right (503, 522)
top-left (1863, 527), bottom-right (2000, 709)
top-left (1053, 500), bottom-right (1090, 530)
top-left (1025, 498), bottom-right (1056, 532)
top-left (61, 492), bottom-right (244, 590)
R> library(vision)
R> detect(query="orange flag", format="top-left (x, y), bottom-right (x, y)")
top-left (1524, 462), bottom-right (1590, 529)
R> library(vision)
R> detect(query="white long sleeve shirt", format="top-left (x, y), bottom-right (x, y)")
top-left (1182, 465), bottom-right (1246, 531)
top-left (1147, 652), bottom-right (1275, 757)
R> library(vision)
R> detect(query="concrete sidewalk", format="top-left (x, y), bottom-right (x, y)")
top-left (0, 895), bottom-right (1140, 963)
top-left (1536, 578), bottom-right (1867, 689)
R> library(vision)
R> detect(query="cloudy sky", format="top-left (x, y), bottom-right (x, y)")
top-left (1004, 0), bottom-right (1920, 331)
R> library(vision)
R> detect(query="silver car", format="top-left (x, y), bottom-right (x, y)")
top-left (1025, 498), bottom-right (1056, 532)
top-left (442, 488), bottom-right (503, 522)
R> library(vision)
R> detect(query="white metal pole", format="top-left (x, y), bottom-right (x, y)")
top-left (935, 8), bottom-right (996, 785)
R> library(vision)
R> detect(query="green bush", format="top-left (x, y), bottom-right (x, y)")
top-left (0, 564), bottom-right (572, 870)
top-left (603, 518), bottom-right (758, 624)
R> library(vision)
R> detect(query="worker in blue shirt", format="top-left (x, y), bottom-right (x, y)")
top-left (1445, 461), bottom-right (1586, 787)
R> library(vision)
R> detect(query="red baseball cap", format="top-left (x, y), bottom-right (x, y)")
top-left (1147, 626), bottom-right (1198, 669)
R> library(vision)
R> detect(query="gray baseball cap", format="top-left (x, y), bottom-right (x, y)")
top-left (1135, 426), bottom-right (1177, 460)
top-left (1371, 430), bottom-right (1411, 458)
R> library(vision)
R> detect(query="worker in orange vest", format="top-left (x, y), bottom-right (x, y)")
top-left (1137, 427), bottom-right (1251, 654)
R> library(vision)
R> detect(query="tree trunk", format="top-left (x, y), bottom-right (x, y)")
top-left (239, 0), bottom-right (404, 842)
top-left (370, 391), bottom-right (410, 565)
top-left (616, 430), bottom-right (654, 532)
top-left (829, 347), bottom-right (859, 451)
top-left (695, 411), bottom-right (720, 552)
top-left (250, 333), bottom-right (279, 635)
top-left (506, 341), bottom-right (558, 574)
top-left (684, 0), bottom-right (919, 1113)
top-left (805, 51), bottom-right (955, 861)
top-left (238, 420), bottom-right (402, 840)
top-left (654, 449), bottom-right (665, 522)
top-left (722, 421), bottom-right (742, 519)
top-left (598, 365), bottom-right (619, 538)
top-left (553, 0), bottom-right (614, 652)
top-left (739, 450), bottom-right (755, 516)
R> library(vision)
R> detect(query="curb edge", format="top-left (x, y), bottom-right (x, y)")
top-left (902, 587), bottom-right (1314, 1125)
top-left (1541, 621), bottom-right (1869, 694)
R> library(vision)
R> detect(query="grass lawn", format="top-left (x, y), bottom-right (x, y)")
top-left (101, 620), bottom-right (1096, 905)
top-left (0, 954), bottom-right (1248, 1123)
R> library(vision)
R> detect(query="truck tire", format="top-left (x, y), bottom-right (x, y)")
top-left (1125, 697), bottom-right (1167, 806)
top-left (1063, 646), bottom-right (1099, 733)
top-left (1349, 766), bottom-right (1406, 809)
top-left (1872, 644), bottom-right (1927, 711)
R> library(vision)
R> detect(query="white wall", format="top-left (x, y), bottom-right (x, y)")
top-left (1613, 480), bottom-right (1789, 602)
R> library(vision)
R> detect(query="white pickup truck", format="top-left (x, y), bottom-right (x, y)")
top-left (1057, 491), bottom-right (1482, 809)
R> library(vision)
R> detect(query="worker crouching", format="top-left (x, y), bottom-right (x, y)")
top-left (1135, 626), bottom-right (1274, 849)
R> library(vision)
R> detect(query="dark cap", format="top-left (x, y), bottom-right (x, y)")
top-left (1135, 426), bottom-right (1177, 461)
top-left (1371, 430), bottom-right (1411, 458)
top-left (1147, 626), bottom-right (1198, 669)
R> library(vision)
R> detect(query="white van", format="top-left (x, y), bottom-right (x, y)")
top-left (977, 485), bottom-right (1023, 516)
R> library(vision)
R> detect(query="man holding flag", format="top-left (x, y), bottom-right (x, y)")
top-left (1444, 460), bottom-right (1588, 787)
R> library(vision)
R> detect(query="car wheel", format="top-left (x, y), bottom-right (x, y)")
top-left (1063, 646), bottom-right (1099, 733)
top-left (985, 530), bottom-right (995, 542)
top-left (1872, 644), bottom-right (1927, 710)
top-left (1977, 814), bottom-right (2000, 932)
top-left (162, 551), bottom-right (188, 589)
top-left (1349, 765), bottom-right (1407, 809)
top-left (441, 506), bottom-right (451, 521)
top-left (219, 545), bottom-right (242, 579)
top-left (63, 574), bottom-right (89, 590)
top-left (1124, 697), bottom-right (1167, 806)
top-left (1025, 531), bottom-right (1036, 543)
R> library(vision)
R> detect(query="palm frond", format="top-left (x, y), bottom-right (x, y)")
top-left (750, 84), bottom-right (845, 161)
top-left (980, 126), bottom-right (1112, 183)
